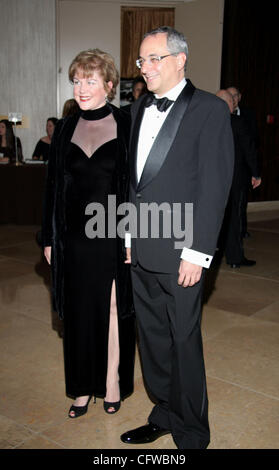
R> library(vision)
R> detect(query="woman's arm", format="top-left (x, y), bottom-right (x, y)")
top-left (44, 246), bottom-right (51, 264)
top-left (41, 120), bottom-right (63, 248)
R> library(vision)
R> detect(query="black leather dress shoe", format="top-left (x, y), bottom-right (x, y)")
top-left (229, 257), bottom-right (256, 268)
top-left (120, 422), bottom-right (170, 444)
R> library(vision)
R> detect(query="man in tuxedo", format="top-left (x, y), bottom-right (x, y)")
top-left (120, 27), bottom-right (234, 449)
top-left (217, 90), bottom-right (261, 267)
top-left (227, 86), bottom-right (259, 146)
top-left (227, 86), bottom-right (260, 238)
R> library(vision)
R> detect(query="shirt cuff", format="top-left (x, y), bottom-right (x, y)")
top-left (180, 247), bottom-right (213, 269)
top-left (125, 233), bottom-right (131, 248)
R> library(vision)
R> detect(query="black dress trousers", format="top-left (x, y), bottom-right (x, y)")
top-left (131, 263), bottom-right (210, 449)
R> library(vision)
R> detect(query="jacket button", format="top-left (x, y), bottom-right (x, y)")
top-left (136, 193), bottom-right (141, 198)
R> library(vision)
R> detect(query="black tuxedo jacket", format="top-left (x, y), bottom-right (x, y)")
top-left (238, 105), bottom-right (259, 148)
top-left (230, 114), bottom-right (260, 192)
top-left (129, 80), bottom-right (234, 273)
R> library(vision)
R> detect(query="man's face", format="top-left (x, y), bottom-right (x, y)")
top-left (139, 33), bottom-right (186, 97)
top-left (216, 91), bottom-right (234, 113)
top-left (227, 87), bottom-right (241, 111)
top-left (224, 94), bottom-right (234, 113)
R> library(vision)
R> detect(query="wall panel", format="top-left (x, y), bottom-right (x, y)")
top-left (0, 0), bottom-right (56, 160)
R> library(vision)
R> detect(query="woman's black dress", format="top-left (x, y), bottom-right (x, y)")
top-left (32, 140), bottom-right (50, 161)
top-left (62, 105), bottom-right (127, 398)
top-left (0, 137), bottom-right (23, 162)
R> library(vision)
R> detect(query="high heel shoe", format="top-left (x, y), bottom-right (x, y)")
top-left (68, 395), bottom-right (96, 419)
top-left (103, 400), bottom-right (121, 414)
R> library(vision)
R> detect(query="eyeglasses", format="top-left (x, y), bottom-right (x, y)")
top-left (136, 54), bottom-right (178, 69)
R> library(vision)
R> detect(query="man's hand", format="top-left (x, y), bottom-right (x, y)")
top-left (178, 259), bottom-right (202, 287)
top-left (124, 247), bottom-right (131, 264)
top-left (251, 176), bottom-right (261, 189)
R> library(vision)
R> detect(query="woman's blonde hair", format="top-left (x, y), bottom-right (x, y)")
top-left (68, 49), bottom-right (119, 101)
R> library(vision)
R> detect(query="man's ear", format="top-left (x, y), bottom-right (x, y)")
top-left (176, 52), bottom-right (186, 72)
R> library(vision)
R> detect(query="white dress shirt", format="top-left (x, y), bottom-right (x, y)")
top-left (137, 78), bottom-right (186, 181)
top-left (131, 78), bottom-right (212, 269)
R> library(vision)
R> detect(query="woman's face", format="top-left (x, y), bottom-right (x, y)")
top-left (0, 122), bottom-right (7, 136)
top-left (73, 69), bottom-right (112, 111)
top-left (46, 120), bottom-right (55, 138)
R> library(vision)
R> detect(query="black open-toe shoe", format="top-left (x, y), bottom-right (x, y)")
top-left (68, 396), bottom-right (95, 419)
top-left (103, 400), bottom-right (121, 414)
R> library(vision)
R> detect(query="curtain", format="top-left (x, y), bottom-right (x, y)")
top-left (221, 0), bottom-right (279, 201)
top-left (121, 7), bottom-right (174, 79)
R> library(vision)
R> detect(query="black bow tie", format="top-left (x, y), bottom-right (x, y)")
top-left (145, 94), bottom-right (174, 112)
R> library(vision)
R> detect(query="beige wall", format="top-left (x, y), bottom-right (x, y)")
top-left (0, 0), bottom-right (224, 159)
top-left (58, 1), bottom-right (121, 114)
top-left (58, 0), bottom-right (224, 113)
top-left (175, 0), bottom-right (224, 93)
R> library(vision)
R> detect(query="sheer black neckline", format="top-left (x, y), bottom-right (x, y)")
top-left (81, 104), bottom-right (111, 121)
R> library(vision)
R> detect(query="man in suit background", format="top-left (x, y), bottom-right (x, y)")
top-left (216, 89), bottom-right (261, 267)
top-left (120, 27), bottom-right (234, 449)
top-left (227, 86), bottom-right (260, 238)
top-left (227, 86), bottom-right (259, 146)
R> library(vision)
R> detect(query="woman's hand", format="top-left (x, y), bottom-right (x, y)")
top-left (124, 247), bottom-right (131, 264)
top-left (44, 246), bottom-right (51, 265)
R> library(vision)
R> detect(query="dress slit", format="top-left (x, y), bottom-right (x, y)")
top-left (105, 279), bottom-right (120, 398)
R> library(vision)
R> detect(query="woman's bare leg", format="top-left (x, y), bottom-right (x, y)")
top-left (69, 281), bottom-right (119, 416)
top-left (104, 280), bottom-right (120, 411)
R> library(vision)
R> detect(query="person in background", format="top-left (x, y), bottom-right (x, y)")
top-left (32, 117), bottom-right (58, 162)
top-left (42, 48), bottom-right (135, 419)
top-left (131, 76), bottom-right (147, 101)
top-left (227, 86), bottom-right (260, 238)
top-left (62, 98), bottom-right (80, 118)
top-left (227, 87), bottom-right (259, 145)
top-left (0, 119), bottom-right (23, 163)
top-left (216, 89), bottom-right (261, 268)
top-left (122, 76), bottom-right (147, 111)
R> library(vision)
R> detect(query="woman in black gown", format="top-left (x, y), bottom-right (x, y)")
top-left (42, 49), bottom-right (135, 418)
top-left (32, 117), bottom-right (58, 162)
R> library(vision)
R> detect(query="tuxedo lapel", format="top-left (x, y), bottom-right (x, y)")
top-left (130, 96), bottom-right (147, 190)
top-left (135, 80), bottom-right (195, 192)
